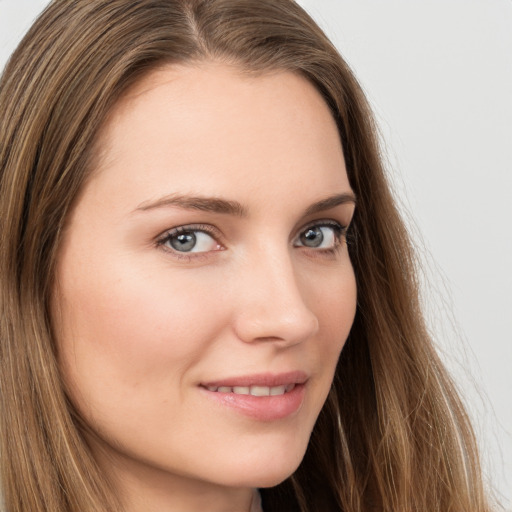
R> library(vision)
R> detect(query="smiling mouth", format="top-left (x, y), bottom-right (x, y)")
top-left (200, 373), bottom-right (307, 420)
top-left (204, 384), bottom-right (296, 396)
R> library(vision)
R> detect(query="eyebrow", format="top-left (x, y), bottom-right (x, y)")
top-left (135, 194), bottom-right (247, 216)
top-left (134, 192), bottom-right (356, 217)
top-left (303, 192), bottom-right (356, 216)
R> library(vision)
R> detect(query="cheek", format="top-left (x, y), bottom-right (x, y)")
top-left (307, 261), bottom-right (357, 351)
top-left (53, 252), bottom-right (229, 413)
top-left (51, 241), bottom-right (357, 487)
top-left (299, 261), bottom-right (357, 412)
top-left (316, 267), bottom-right (356, 393)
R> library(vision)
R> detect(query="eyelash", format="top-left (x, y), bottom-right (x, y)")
top-left (155, 220), bottom-right (349, 261)
top-left (295, 220), bottom-right (348, 255)
top-left (156, 224), bottom-right (223, 261)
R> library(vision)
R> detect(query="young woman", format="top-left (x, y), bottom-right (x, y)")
top-left (0, 1), bottom-right (492, 511)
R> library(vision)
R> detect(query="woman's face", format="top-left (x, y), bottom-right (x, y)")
top-left (53, 63), bottom-right (357, 504)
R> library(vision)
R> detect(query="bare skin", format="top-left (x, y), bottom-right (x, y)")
top-left (53, 62), bottom-right (357, 512)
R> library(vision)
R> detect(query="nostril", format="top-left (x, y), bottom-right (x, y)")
top-left (233, 303), bottom-right (319, 346)
top-left (231, 255), bottom-right (320, 345)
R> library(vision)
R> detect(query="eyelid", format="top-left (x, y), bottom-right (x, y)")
top-left (155, 223), bottom-right (225, 255)
top-left (296, 219), bottom-right (348, 238)
top-left (154, 218), bottom-right (351, 261)
top-left (156, 222), bottom-right (221, 239)
top-left (293, 219), bottom-right (349, 250)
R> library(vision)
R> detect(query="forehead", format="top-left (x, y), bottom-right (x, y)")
top-left (86, 62), bottom-right (349, 209)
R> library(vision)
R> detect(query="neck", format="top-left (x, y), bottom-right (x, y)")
top-left (119, 477), bottom-right (260, 512)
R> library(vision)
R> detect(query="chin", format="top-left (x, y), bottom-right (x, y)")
top-left (250, 469), bottom-right (299, 489)
top-left (218, 446), bottom-right (307, 489)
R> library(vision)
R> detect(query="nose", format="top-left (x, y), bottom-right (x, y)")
top-left (232, 249), bottom-right (319, 347)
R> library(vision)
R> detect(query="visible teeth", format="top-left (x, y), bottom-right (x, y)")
top-left (206, 384), bottom-right (296, 395)
top-left (233, 386), bottom-right (250, 395)
top-left (270, 385), bottom-right (286, 396)
top-left (250, 385), bottom-right (270, 396)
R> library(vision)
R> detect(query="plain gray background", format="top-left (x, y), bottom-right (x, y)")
top-left (1, 0), bottom-right (510, 508)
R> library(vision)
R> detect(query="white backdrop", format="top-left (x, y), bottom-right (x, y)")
top-left (1, 0), bottom-right (511, 508)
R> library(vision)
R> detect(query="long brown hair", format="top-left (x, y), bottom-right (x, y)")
top-left (0, 1), bottom-right (491, 511)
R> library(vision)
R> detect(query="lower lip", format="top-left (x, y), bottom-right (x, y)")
top-left (200, 383), bottom-right (306, 421)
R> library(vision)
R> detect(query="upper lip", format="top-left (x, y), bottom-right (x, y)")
top-left (201, 371), bottom-right (308, 388)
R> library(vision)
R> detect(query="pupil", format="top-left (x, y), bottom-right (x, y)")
top-left (170, 232), bottom-right (196, 252)
top-left (301, 227), bottom-right (323, 247)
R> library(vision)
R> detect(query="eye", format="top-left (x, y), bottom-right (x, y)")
top-left (294, 222), bottom-right (345, 250)
top-left (158, 226), bottom-right (222, 254)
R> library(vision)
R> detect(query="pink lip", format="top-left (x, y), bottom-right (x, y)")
top-left (201, 370), bottom-right (308, 388)
top-left (199, 371), bottom-right (308, 421)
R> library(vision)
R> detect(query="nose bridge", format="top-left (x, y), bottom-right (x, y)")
top-left (232, 243), bottom-right (319, 345)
